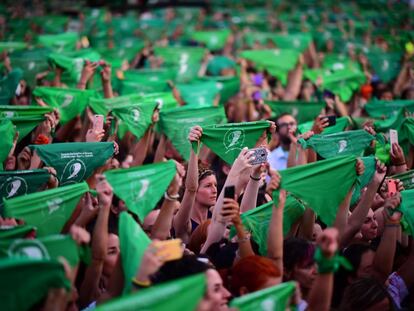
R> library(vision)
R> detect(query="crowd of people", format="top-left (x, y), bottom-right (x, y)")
top-left (1, 0), bottom-right (414, 310)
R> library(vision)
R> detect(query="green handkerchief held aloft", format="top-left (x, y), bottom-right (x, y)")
top-left (0, 258), bottom-right (71, 311)
top-left (0, 69), bottom-right (23, 104)
top-left (351, 156), bottom-right (376, 206)
top-left (299, 130), bottom-right (375, 159)
top-left (176, 80), bottom-right (220, 106)
top-left (97, 273), bottom-right (206, 311)
top-left (191, 29), bottom-right (231, 51)
top-left (230, 281), bottom-right (297, 311)
top-left (194, 121), bottom-right (271, 164)
top-left (32, 87), bottom-right (98, 124)
top-left (160, 105), bottom-right (227, 161)
top-left (265, 100), bottom-right (325, 123)
top-left (105, 160), bottom-right (176, 221)
top-left (298, 117), bottom-right (350, 135)
top-left (3, 182), bottom-right (89, 237)
top-left (118, 212), bottom-right (151, 295)
top-left (0, 119), bottom-right (15, 167)
top-left (399, 190), bottom-right (414, 236)
top-left (274, 156), bottom-right (358, 226)
top-left (31, 142), bottom-right (114, 186)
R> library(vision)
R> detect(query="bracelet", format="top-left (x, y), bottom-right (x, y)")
top-left (131, 277), bottom-right (151, 288)
top-left (164, 192), bottom-right (179, 201)
top-left (250, 175), bottom-right (261, 181)
top-left (314, 248), bottom-right (352, 274)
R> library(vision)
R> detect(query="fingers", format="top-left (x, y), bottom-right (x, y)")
top-left (188, 126), bottom-right (203, 142)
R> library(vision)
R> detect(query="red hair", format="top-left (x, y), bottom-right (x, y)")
top-left (230, 255), bottom-right (281, 296)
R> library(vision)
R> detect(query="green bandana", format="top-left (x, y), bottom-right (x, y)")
top-left (298, 117), bottom-right (350, 135)
top-left (105, 160), bottom-right (176, 220)
top-left (265, 100), bottom-right (325, 124)
top-left (154, 46), bottom-right (206, 67)
top-left (191, 29), bottom-right (231, 51)
top-left (230, 281), bottom-right (296, 311)
top-left (206, 56), bottom-right (236, 76)
top-left (0, 69), bottom-right (23, 105)
top-left (176, 81), bottom-right (220, 106)
top-left (0, 258), bottom-right (70, 311)
top-left (0, 119), bottom-right (15, 167)
top-left (193, 121), bottom-right (270, 164)
top-left (0, 42), bottom-right (27, 54)
top-left (0, 169), bottom-right (50, 204)
top-left (365, 99), bottom-right (414, 119)
top-left (299, 130), bottom-right (375, 159)
top-left (274, 156), bottom-right (358, 226)
top-left (400, 190), bottom-right (414, 236)
top-left (351, 156), bottom-right (376, 206)
top-left (160, 106), bottom-right (227, 161)
top-left (37, 32), bottom-right (79, 52)
top-left (0, 225), bottom-right (36, 240)
top-left (89, 94), bottom-right (141, 115)
top-left (119, 212), bottom-right (151, 295)
top-left (230, 197), bottom-right (305, 256)
top-left (119, 69), bottom-right (173, 95)
top-left (0, 105), bottom-right (53, 141)
top-left (390, 170), bottom-right (414, 191)
top-left (98, 273), bottom-right (206, 311)
top-left (272, 33), bottom-right (313, 52)
top-left (201, 76), bottom-right (240, 105)
top-left (31, 142), bottom-right (114, 186)
top-left (367, 52), bottom-right (402, 83)
top-left (0, 234), bottom-right (85, 267)
top-left (3, 182), bottom-right (89, 237)
top-left (33, 87), bottom-right (98, 124)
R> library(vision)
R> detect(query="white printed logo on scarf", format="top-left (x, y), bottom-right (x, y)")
top-left (338, 140), bottom-right (348, 153)
top-left (47, 198), bottom-right (64, 215)
top-left (223, 129), bottom-right (245, 153)
top-left (1, 177), bottom-right (28, 198)
top-left (61, 158), bottom-right (87, 185)
top-left (8, 239), bottom-right (50, 260)
top-left (60, 94), bottom-right (74, 108)
top-left (128, 107), bottom-right (141, 123)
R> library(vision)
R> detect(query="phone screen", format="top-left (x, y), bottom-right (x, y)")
top-left (224, 185), bottom-right (235, 199)
top-left (93, 115), bottom-right (104, 131)
top-left (389, 129), bottom-right (398, 146)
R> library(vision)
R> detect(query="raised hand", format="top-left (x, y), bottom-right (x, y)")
top-left (317, 227), bottom-right (339, 259)
top-left (188, 125), bottom-right (203, 143)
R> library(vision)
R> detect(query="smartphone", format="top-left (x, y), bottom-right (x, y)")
top-left (93, 115), bottom-right (104, 132)
top-left (224, 185), bottom-right (235, 199)
top-left (387, 179), bottom-right (398, 196)
top-left (249, 147), bottom-right (268, 165)
top-left (153, 239), bottom-right (183, 262)
top-left (325, 115), bottom-right (337, 127)
top-left (389, 129), bottom-right (398, 146)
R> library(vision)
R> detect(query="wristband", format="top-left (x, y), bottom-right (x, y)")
top-left (314, 248), bottom-right (352, 274)
top-left (164, 192), bottom-right (179, 201)
top-left (250, 175), bottom-right (261, 181)
top-left (132, 277), bottom-right (151, 288)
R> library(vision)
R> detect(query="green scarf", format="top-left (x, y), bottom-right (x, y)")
top-left (351, 156), bottom-right (376, 206)
top-left (365, 99), bottom-right (414, 119)
top-left (160, 105), bottom-right (227, 161)
top-left (275, 156), bottom-right (358, 226)
top-left (367, 52), bottom-right (402, 83)
top-left (0, 69), bottom-right (23, 104)
top-left (119, 212), bottom-right (151, 295)
top-left (193, 121), bottom-right (270, 164)
top-left (201, 76), bottom-right (240, 105)
top-left (190, 29), bottom-right (231, 51)
top-left (0, 225), bottom-right (36, 240)
top-left (265, 100), bottom-right (325, 124)
top-left (31, 142), bottom-right (114, 186)
top-left (105, 160), bottom-right (176, 221)
top-left (3, 182), bottom-right (89, 237)
top-left (176, 81), bottom-right (220, 106)
top-left (400, 189), bottom-right (414, 236)
top-left (298, 116), bottom-right (350, 135)
top-left (0, 119), bottom-right (15, 167)
top-left (37, 32), bottom-right (79, 52)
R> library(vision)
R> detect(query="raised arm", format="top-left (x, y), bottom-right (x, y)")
top-left (100, 61), bottom-right (114, 99)
top-left (173, 126), bottom-right (201, 243)
top-left (77, 60), bottom-right (97, 90)
top-left (239, 164), bottom-right (263, 213)
top-left (283, 55), bottom-right (304, 101)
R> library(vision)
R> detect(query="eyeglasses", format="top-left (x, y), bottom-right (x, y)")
top-left (278, 122), bottom-right (297, 128)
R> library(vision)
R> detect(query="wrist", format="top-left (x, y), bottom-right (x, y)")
top-left (250, 174), bottom-right (261, 181)
top-left (164, 191), bottom-right (179, 202)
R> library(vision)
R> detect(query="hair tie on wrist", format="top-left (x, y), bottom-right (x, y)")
top-left (250, 175), bottom-right (261, 181)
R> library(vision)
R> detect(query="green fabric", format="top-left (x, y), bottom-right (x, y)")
top-left (97, 273), bottom-right (206, 311)
top-left (33, 87), bottom-right (97, 124)
top-left (365, 99), bottom-right (414, 119)
top-left (89, 94), bottom-right (142, 116)
top-left (239, 49), bottom-right (300, 85)
top-left (3, 182), bottom-right (89, 237)
top-left (160, 106), bottom-right (227, 161)
top-left (37, 32), bottom-right (78, 52)
top-left (105, 161), bottom-right (176, 221)
top-left (31, 142), bottom-right (114, 186)
top-left (0, 42), bottom-right (27, 53)
top-left (0, 234), bottom-right (82, 267)
top-left (0, 105), bottom-right (53, 141)
top-left (265, 100), bottom-right (325, 123)
top-left (119, 69), bottom-right (173, 95)
top-left (141, 92), bottom-right (178, 111)
top-left (298, 117), bottom-right (350, 135)
top-left (275, 156), bottom-right (358, 226)
top-left (299, 130), bottom-right (375, 159)
top-left (194, 121), bottom-right (271, 164)
top-left (0, 169), bottom-right (50, 203)
top-left (119, 212), bottom-right (151, 295)
top-left (0, 258), bottom-right (70, 311)
top-left (272, 33), bottom-right (313, 52)
top-left (304, 67), bottom-right (366, 102)
top-left (201, 76), bottom-right (240, 105)
top-left (230, 281), bottom-right (296, 311)
top-left (191, 29), bottom-right (231, 51)
top-left (390, 170), bottom-right (414, 191)
top-left (400, 190), bottom-right (414, 236)
top-left (367, 52), bottom-right (402, 83)
top-left (375, 139), bottom-right (391, 165)
top-left (206, 56), bottom-right (236, 76)
top-left (154, 46), bottom-right (206, 66)
top-left (176, 81), bottom-right (220, 106)
top-left (0, 69), bottom-right (23, 104)
top-left (230, 198), bottom-right (305, 256)
top-left (0, 119), bottom-right (15, 166)
top-left (351, 156), bottom-right (376, 206)
top-left (0, 225), bottom-right (35, 240)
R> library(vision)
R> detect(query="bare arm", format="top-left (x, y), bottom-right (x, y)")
top-left (129, 128), bottom-right (152, 167)
top-left (333, 189), bottom-right (353, 239)
top-left (153, 134), bottom-right (167, 163)
top-left (239, 165), bottom-right (262, 213)
top-left (283, 56), bottom-right (303, 101)
top-left (100, 62), bottom-right (114, 99)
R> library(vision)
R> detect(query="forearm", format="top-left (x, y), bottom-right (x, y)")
top-left (307, 273), bottom-right (334, 311)
top-left (92, 204), bottom-right (111, 261)
top-left (373, 225), bottom-right (398, 282)
top-left (267, 203), bottom-right (284, 273)
top-left (283, 64), bottom-right (303, 101)
top-left (102, 81), bottom-right (114, 99)
top-left (130, 129), bottom-right (152, 167)
top-left (151, 200), bottom-right (177, 240)
top-left (334, 188), bottom-right (353, 239)
top-left (240, 178), bottom-right (260, 213)
top-left (234, 222), bottom-right (254, 259)
top-left (153, 135), bottom-right (166, 163)
top-left (298, 208), bottom-right (315, 241)
top-left (287, 143), bottom-right (298, 167)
